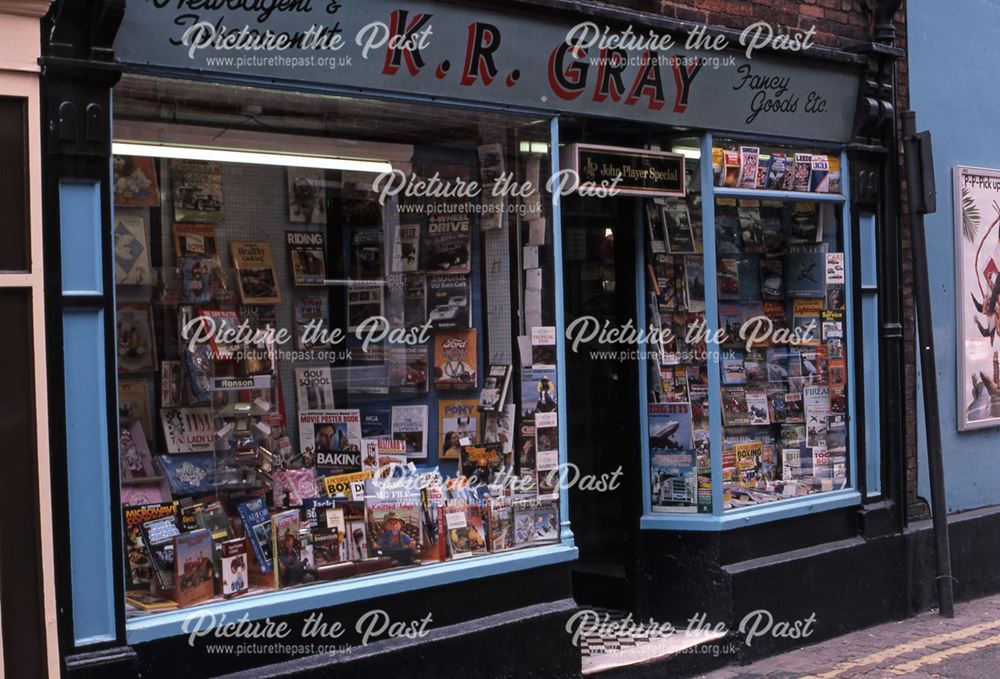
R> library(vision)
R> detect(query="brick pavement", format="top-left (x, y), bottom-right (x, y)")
top-left (696, 594), bottom-right (1000, 679)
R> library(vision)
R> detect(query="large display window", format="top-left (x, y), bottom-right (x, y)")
top-left (111, 77), bottom-right (569, 623)
top-left (640, 133), bottom-right (858, 528)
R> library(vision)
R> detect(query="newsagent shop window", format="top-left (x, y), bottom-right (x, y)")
top-left (111, 76), bottom-right (567, 619)
top-left (641, 134), bottom-right (857, 528)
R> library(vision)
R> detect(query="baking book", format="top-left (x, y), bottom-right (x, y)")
top-left (299, 409), bottom-right (362, 470)
top-left (231, 241), bottom-right (281, 305)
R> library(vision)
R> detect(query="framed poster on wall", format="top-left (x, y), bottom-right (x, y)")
top-left (955, 165), bottom-right (1000, 430)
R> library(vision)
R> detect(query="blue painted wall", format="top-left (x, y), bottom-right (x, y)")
top-left (909, 0), bottom-right (1000, 512)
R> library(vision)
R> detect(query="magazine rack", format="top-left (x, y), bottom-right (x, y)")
top-left (639, 132), bottom-right (861, 531)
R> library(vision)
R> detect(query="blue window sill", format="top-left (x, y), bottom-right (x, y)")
top-left (640, 489), bottom-right (861, 532)
top-left (126, 542), bottom-right (578, 644)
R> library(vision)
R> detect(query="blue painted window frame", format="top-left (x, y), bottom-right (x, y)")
top-left (639, 133), bottom-right (861, 531)
top-left (858, 213), bottom-right (881, 498)
top-left (106, 114), bottom-right (577, 644)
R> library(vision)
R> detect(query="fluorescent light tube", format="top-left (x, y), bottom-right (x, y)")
top-left (671, 146), bottom-right (701, 160)
top-left (112, 141), bottom-right (393, 174)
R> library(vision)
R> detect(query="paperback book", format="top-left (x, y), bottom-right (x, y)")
top-left (438, 399), bottom-right (480, 460)
top-left (237, 497), bottom-right (273, 573)
top-left (299, 409), bottom-right (362, 470)
top-left (123, 501), bottom-right (179, 589)
top-left (231, 241), bottom-right (281, 305)
top-left (392, 224), bottom-right (420, 273)
top-left (294, 367), bottom-right (335, 410)
top-left (427, 274), bottom-right (471, 329)
top-left (140, 515), bottom-right (180, 591)
top-left (221, 538), bottom-right (248, 598)
top-left (391, 404), bottom-right (429, 459)
top-left (426, 211), bottom-right (471, 274)
top-left (286, 231), bottom-right (326, 286)
top-left (174, 529), bottom-right (214, 607)
top-left (434, 329), bottom-right (478, 390)
top-left (478, 364), bottom-right (512, 412)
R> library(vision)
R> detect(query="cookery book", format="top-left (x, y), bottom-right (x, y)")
top-left (231, 241), bottom-right (281, 305)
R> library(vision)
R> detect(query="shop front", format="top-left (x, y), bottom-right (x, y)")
top-left (41, 0), bottom-right (908, 676)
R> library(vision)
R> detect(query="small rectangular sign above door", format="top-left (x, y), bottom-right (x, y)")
top-left (562, 144), bottom-right (687, 198)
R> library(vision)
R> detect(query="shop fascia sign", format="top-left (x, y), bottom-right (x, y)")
top-left (115, 0), bottom-right (860, 143)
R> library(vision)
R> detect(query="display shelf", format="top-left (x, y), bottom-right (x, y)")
top-left (640, 489), bottom-right (861, 531)
top-left (126, 542), bottom-right (578, 644)
top-left (713, 187), bottom-right (846, 204)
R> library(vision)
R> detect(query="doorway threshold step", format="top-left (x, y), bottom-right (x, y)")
top-left (579, 607), bottom-right (728, 676)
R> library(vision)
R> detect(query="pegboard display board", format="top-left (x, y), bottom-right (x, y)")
top-left (156, 159), bottom-right (327, 449)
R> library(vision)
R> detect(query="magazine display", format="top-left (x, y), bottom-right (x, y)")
top-left (643, 149), bottom-right (850, 509)
top-left (113, 129), bottom-right (564, 619)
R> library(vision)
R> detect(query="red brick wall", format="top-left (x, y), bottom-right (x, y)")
top-left (597, 0), bottom-right (875, 46)
top-left (893, 5), bottom-right (928, 521)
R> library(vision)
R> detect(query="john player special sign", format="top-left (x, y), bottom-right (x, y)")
top-left (115, 1), bottom-right (860, 142)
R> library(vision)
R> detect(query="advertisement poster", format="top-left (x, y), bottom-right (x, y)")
top-left (955, 166), bottom-right (1000, 429)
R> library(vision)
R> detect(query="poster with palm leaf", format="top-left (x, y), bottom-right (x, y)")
top-left (954, 166), bottom-right (1000, 430)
